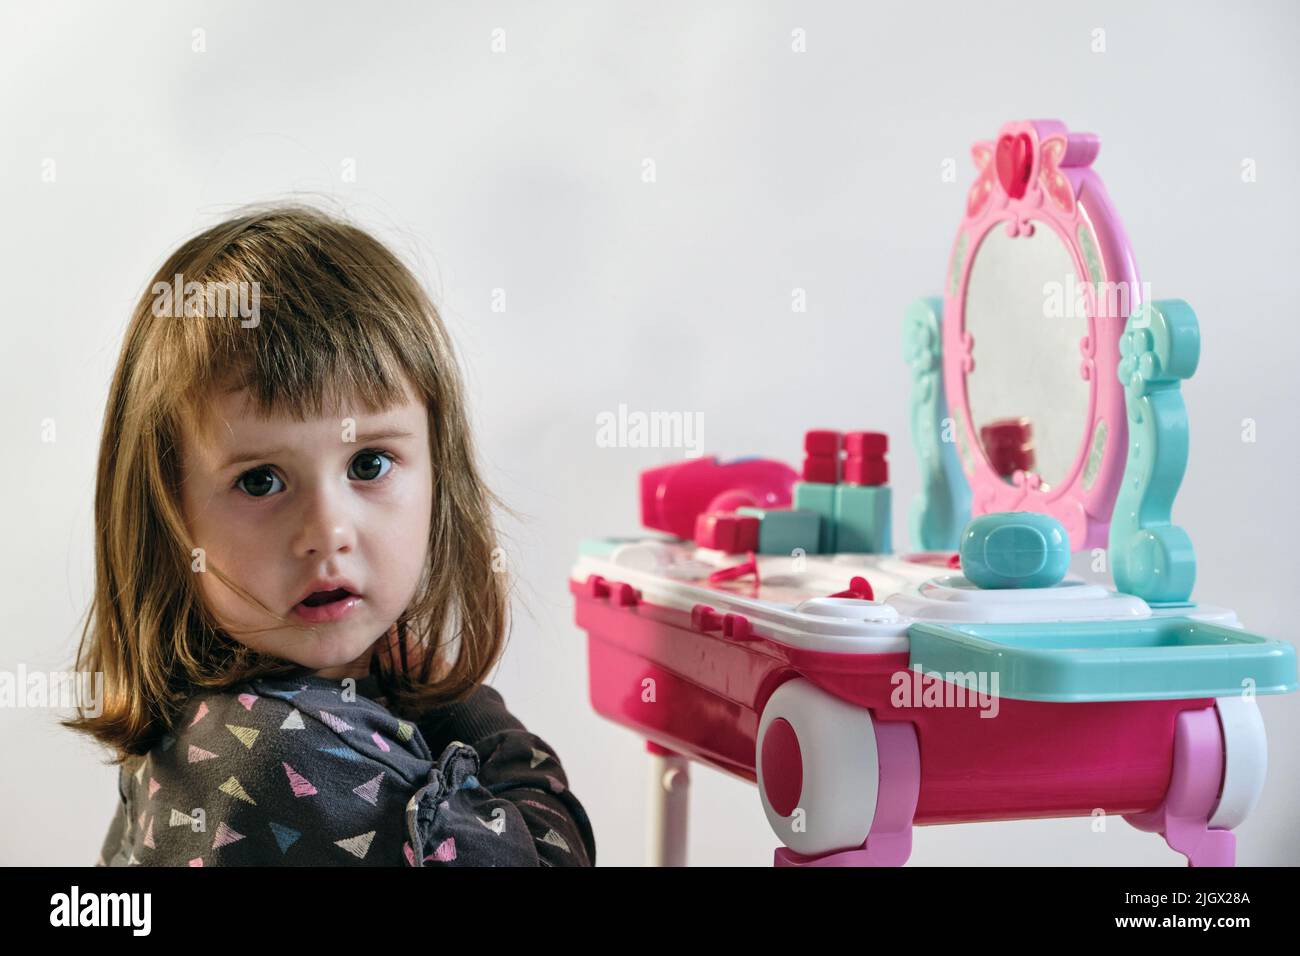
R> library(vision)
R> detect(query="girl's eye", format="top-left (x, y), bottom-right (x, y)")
top-left (349, 450), bottom-right (394, 482)
top-left (235, 467), bottom-right (284, 498)
top-left (233, 452), bottom-right (395, 497)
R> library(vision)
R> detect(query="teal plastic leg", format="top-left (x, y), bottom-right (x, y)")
top-left (903, 297), bottom-right (970, 551)
top-left (1110, 300), bottom-right (1199, 604)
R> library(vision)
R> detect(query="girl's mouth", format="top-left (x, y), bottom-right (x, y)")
top-left (293, 589), bottom-right (361, 624)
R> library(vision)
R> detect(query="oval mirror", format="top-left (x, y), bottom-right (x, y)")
top-left (964, 223), bottom-right (1089, 490)
top-left (941, 119), bottom-right (1138, 551)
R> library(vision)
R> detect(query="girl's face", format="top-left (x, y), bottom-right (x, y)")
top-left (178, 378), bottom-right (434, 680)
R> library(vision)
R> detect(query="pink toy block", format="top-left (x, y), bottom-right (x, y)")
top-left (802, 430), bottom-right (843, 483)
top-left (844, 431), bottom-right (887, 456)
top-left (804, 430), bottom-right (842, 456)
top-left (801, 456), bottom-right (839, 484)
top-left (844, 431), bottom-right (888, 486)
top-left (694, 512), bottom-right (759, 553)
top-left (844, 457), bottom-right (888, 486)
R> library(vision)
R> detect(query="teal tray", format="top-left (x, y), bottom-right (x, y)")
top-left (906, 617), bottom-right (1298, 703)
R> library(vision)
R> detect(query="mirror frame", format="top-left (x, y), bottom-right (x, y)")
top-left (942, 118), bottom-right (1137, 552)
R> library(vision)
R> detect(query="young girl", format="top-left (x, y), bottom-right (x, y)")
top-left (67, 204), bottom-right (594, 866)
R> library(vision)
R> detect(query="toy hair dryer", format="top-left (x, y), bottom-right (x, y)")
top-left (640, 456), bottom-right (797, 540)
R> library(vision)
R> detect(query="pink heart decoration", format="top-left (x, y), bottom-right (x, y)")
top-left (994, 132), bottom-right (1033, 200)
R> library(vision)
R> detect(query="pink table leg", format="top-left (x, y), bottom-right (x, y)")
top-left (1124, 706), bottom-right (1235, 867)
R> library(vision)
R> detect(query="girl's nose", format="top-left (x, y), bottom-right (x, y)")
top-left (291, 484), bottom-right (358, 557)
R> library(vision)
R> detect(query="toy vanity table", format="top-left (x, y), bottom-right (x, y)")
top-left (569, 118), bottom-right (1297, 867)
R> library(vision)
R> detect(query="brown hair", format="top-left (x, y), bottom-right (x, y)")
top-left (63, 202), bottom-right (511, 762)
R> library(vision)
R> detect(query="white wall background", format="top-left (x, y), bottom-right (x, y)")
top-left (2, 0), bottom-right (1297, 865)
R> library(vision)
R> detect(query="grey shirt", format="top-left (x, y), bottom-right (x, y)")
top-left (95, 670), bottom-right (595, 866)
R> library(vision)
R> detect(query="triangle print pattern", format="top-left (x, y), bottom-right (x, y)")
top-left (353, 773), bottom-right (384, 806)
top-left (187, 745), bottom-right (218, 764)
top-left (212, 822), bottom-right (244, 849)
top-left (539, 829), bottom-right (570, 853)
top-left (226, 724), bottom-right (260, 749)
top-left (168, 808), bottom-right (198, 828)
top-left (219, 776), bottom-right (256, 805)
top-left (318, 710), bottom-right (353, 733)
top-left (335, 831), bottom-right (375, 860)
top-left (318, 746), bottom-right (362, 762)
top-left (283, 763), bottom-right (317, 797)
top-left (269, 822), bottom-right (301, 854)
top-left (429, 837), bottom-right (456, 863)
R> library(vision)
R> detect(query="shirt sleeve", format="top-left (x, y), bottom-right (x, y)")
top-left (413, 686), bottom-right (596, 867)
top-left (105, 677), bottom-right (442, 866)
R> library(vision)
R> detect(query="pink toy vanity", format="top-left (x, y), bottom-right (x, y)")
top-left (569, 119), bottom-right (1298, 867)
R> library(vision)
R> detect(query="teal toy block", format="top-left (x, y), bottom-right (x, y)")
top-left (736, 506), bottom-right (821, 556)
top-left (793, 481), bottom-right (837, 553)
top-left (834, 485), bottom-right (892, 554)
